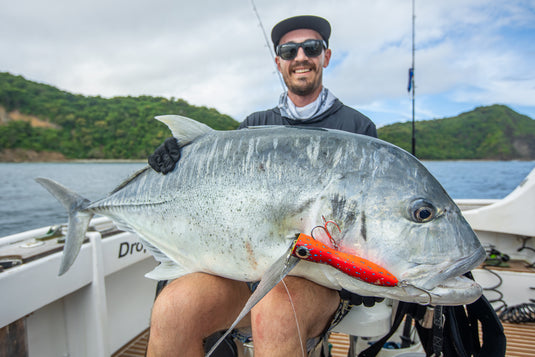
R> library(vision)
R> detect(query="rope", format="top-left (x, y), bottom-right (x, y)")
top-left (480, 266), bottom-right (508, 312)
top-left (484, 243), bottom-right (535, 323)
top-left (499, 303), bottom-right (535, 323)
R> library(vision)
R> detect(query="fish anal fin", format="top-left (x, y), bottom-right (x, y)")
top-left (137, 238), bottom-right (191, 280)
top-left (145, 261), bottom-right (190, 281)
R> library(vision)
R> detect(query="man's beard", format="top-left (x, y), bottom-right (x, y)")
top-left (284, 61), bottom-right (322, 96)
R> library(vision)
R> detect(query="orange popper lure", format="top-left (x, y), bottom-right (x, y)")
top-left (290, 233), bottom-right (398, 287)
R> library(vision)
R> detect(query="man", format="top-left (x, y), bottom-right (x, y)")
top-left (147, 16), bottom-right (377, 356)
top-left (239, 16), bottom-right (376, 135)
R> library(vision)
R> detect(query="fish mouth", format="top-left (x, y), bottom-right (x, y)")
top-left (399, 275), bottom-right (483, 305)
top-left (400, 246), bottom-right (486, 296)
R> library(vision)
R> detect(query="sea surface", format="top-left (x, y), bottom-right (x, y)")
top-left (1, 161), bottom-right (534, 238)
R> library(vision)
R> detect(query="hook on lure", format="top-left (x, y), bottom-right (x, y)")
top-left (311, 215), bottom-right (341, 249)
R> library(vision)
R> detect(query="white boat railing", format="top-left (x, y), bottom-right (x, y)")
top-left (0, 216), bottom-right (112, 248)
top-left (1, 227), bottom-right (157, 356)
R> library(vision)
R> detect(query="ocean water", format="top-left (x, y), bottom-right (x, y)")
top-left (423, 160), bottom-right (535, 200)
top-left (0, 161), bottom-right (534, 238)
top-left (0, 162), bottom-right (146, 238)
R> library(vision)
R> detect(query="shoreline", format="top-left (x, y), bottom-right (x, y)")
top-left (0, 148), bottom-right (148, 163)
top-left (1, 158), bottom-right (534, 164)
top-left (0, 159), bottom-right (147, 163)
top-left (68, 159), bottom-right (147, 163)
top-left (1, 149), bottom-right (534, 164)
top-left (0, 148), bottom-right (146, 163)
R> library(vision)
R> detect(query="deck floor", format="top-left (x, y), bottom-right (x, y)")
top-left (112, 329), bottom-right (149, 357)
top-left (114, 321), bottom-right (535, 356)
top-left (502, 322), bottom-right (535, 357)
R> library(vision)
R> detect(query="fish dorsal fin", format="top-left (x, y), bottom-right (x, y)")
top-left (155, 115), bottom-right (213, 144)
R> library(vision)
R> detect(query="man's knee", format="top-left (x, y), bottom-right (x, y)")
top-left (150, 278), bottom-right (203, 339)
top-left (252, 277), bottom-right (339, 339)
top-left (151, 278), bottom-right (198, 328)
top-left (151, 273), bottom-right (251, 336)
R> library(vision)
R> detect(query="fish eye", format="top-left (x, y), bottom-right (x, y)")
top-left (410, 199), bottom-right (437, 223)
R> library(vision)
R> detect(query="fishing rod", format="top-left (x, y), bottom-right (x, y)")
top-left (250, 0), bottom-right (286, 90)
top-left (411, 0), bottom-right (416, 156)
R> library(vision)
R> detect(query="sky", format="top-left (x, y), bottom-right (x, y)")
top-left (1, 0), bottom-right (534, 127)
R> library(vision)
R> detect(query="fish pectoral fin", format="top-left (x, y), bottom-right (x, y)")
top-left (155, 115), bottom-right (213, 144)
top-left (205, 253), bottom-right (300, 357)
top-left (145, 260), bottom-right (189, 281)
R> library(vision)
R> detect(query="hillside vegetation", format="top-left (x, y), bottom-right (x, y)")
top-left (1, 72), bottom-right (534, 160)
top-left (378, 105), bottom-right (535, 160)
top-left (0, 72), bottom-right (239, 160)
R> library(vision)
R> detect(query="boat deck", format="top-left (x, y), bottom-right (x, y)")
top-left (329, 322), bottom-right (535, 357)
top-left (112, 329), bottom-right (149, 357)
top-left (113, 322), bottom-right (535, 357)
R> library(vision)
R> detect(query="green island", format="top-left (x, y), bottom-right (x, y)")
top-left (1, 72), bottom-right (534, 161)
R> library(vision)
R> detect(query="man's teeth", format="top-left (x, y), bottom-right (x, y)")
top-left (295, 69), bottom-right (311, 73)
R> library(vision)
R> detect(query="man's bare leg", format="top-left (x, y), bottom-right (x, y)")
top-left (147, 273), bottom-right (251, 357)
top-left (251, 276), bottom-right (340, 357)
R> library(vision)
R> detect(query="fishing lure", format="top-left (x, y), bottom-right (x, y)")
top-left (291, 233), bottom-right (398, 287)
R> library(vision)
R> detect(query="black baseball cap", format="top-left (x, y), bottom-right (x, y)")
top-left (271, 15), bottom-right (331, 50)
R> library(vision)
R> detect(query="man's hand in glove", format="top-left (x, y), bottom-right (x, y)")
top-left (148, 138), bottom-right (181, 174)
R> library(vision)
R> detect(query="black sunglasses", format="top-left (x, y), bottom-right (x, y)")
top-left (276, 39), bottom-right (327, 61)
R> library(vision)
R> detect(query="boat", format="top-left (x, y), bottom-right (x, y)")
top-left (1, 167), bottom-right (534, 356)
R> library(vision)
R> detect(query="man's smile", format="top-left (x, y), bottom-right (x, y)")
top-left (294, 68), bottom-right (312, 74)
top-left (290, 61), bottom-right (316, 77)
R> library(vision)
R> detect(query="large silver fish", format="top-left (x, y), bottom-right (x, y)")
top-left (36, 115), bottom-right (485, 309)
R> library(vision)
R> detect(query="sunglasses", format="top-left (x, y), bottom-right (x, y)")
top-left (276, 39), bottom-right (327, 61)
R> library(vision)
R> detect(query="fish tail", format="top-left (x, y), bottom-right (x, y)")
top-left (35, 177), bottom-right (94, 276)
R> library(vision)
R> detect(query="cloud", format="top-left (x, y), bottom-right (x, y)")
top-left (1, 0), bottom-right (534, 125)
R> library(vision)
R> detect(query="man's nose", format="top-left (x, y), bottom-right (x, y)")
top-left (294, 47), bottom-right (308, 60)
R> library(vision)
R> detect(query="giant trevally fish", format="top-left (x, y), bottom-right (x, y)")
top-left (36, 115), bottom-right (485, 310)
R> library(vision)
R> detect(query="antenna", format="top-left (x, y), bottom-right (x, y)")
top-left (250, 0), bottom-right (286, 90)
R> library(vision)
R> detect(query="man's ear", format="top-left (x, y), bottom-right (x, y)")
top-left (275, 56), bottom-right (282, 72)
top-left (323, 48), bottom-right (332, 68)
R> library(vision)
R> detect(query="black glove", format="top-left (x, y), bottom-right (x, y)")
top-left (148, 138), bottom-right (181, 174)
top-left (340, 289), bottom-right (385, 307)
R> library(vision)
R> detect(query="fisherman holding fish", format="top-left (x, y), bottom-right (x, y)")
top-left (147, 15), bottom-right (379, 356)
top-left (36, 13), bottom-right (493, 356)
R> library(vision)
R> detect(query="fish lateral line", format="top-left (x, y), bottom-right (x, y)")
top-left (290, 233), bottom-right (398, 286)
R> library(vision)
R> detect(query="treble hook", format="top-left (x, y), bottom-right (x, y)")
top-left (398, 280), bottom-right (434, 306)
top-left (311, 216), bottom-right (342, 249)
